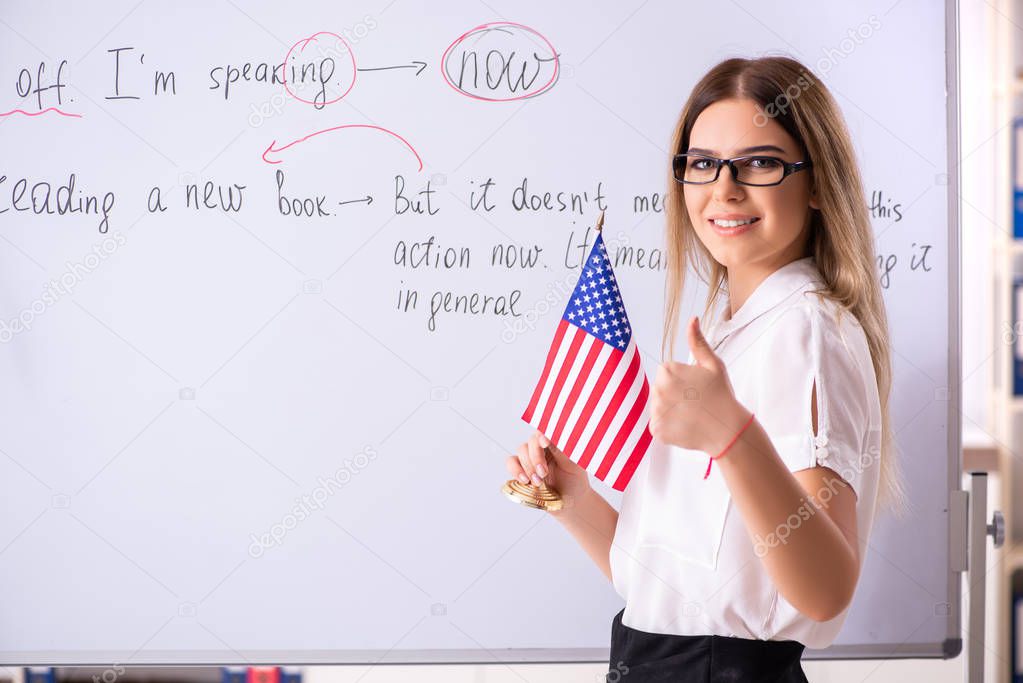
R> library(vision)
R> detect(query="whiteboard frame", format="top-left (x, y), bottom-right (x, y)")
top-left (0, 0), bottom-right (963, 666)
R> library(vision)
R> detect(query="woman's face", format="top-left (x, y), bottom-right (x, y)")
top-left (682, 97), bottom-right (817, 270)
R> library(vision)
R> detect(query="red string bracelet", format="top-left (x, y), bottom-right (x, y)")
top-left (703, 410), bottom-right (756, 479)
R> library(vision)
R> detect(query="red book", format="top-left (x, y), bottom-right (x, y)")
top-left (247, 667), bottom-right (280, 683)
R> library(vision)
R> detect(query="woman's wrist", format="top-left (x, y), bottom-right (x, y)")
top-left (705, 400), bottom-right (755, 459)
top-left (548, 483), bottom-right (594, 520)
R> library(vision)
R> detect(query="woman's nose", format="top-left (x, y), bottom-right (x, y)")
top-left (712, 167), bottom-right (745, 201)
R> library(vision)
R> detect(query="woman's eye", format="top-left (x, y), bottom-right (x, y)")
top-left (749, 157), bottom-right (781, 168)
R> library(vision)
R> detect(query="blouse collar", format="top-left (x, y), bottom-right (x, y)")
top-left (707, 256), bottom-right (824, 348)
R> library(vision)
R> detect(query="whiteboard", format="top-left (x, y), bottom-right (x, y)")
top-left (0, 0), bottom-right (961, 664)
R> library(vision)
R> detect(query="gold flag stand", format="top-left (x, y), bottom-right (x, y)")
top-left (501, 210), bottom-right (606, 512)
top-left (500, 446), bottom-right (564, 512)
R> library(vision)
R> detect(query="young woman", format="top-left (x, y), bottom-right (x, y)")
top-left (506, 55), bottom-right (907, 681)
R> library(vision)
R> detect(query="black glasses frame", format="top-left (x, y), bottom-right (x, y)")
top-left (672, 153), bottom-right (813, 187)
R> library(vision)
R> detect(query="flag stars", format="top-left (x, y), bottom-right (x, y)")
top-left (559, 238), bottom-right (634, 347)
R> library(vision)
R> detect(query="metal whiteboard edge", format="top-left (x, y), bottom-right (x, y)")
top-left (0, 641), bottom-right (961, 665)
top-left (951, 489), bottom-right (970, 572)
top-left (945, 0), bottom-right (965, 656)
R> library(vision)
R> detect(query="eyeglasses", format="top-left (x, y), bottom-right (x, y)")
top-left (672, 153), bottom-right (812, 187)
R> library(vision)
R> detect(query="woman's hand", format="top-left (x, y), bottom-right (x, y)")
top-left (649, 316), bottom-right (749, 455)
top-left (506, 430), bottom-right (592, 511)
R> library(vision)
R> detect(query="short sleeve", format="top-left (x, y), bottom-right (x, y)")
top-left (754, 302), bottom-right (876, 502)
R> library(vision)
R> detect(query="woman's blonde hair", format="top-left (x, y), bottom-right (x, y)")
top-left (662, 55), bottom-right (908, 518)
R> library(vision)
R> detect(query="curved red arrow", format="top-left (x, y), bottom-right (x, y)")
top-left (262, 124), bottom-right (423, 170)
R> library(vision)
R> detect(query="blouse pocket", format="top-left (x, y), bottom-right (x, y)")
top-left (634, 438), bottom-right (733, 571)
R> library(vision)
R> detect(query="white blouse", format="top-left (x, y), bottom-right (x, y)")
top-left (609, 255), bottom-right (882, 649)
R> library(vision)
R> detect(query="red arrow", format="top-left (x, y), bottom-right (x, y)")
top-left (262, 124), bottom-right (423, 170)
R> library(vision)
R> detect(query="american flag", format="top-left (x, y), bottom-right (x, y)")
top-left (520, 231), bottom-right (652, 492)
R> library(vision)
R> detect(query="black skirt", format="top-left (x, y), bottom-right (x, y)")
top-left (607, 607), bottom-right (809, 682)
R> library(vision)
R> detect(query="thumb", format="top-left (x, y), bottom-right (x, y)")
top-left (687, 316), bottom-right (720, 369)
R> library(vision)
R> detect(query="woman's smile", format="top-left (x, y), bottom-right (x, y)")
top-left (710, 216), bottom-right (761, 236)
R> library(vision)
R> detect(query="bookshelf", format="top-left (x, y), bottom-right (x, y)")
top-left (990, 1), bottom-right (1023, 681)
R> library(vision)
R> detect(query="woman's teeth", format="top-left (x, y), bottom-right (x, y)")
top-left (712, 218), bottom-right (759, 228)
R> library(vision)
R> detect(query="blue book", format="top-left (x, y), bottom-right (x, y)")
top-left (221, 667), bottom-right (247, 683)
top-left (1014, 569), bottom-right (1023, 682)
top-left (280, 668), bottom-right (302, 683)
top-left (1014, 117), bottom-right (1023, 238)
top-left (1014, 278), bottom-right (1023, 396)
top-left (25, 669), bottom-right (54, 683)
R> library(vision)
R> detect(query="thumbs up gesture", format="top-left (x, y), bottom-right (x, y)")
top-left (649, 316), bottom-right (748, 455)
